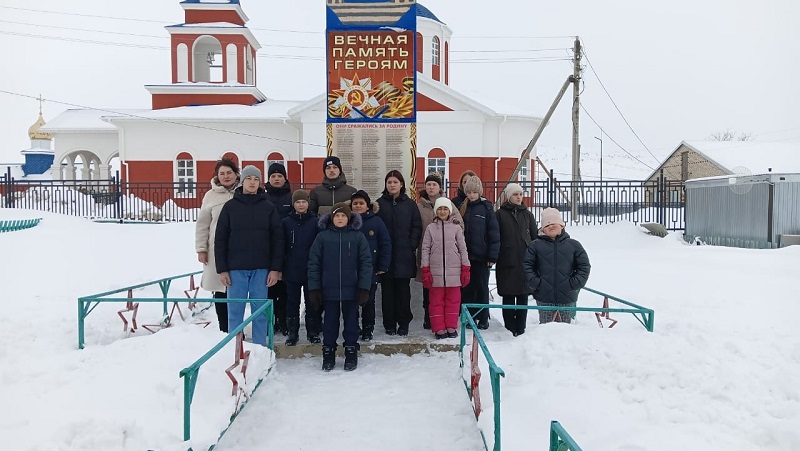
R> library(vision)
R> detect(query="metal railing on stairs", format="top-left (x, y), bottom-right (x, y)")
top-left (459, 287), bottom-right (655, 450)
top-left (77, 271), bottom-right (276, 450)
top-left (0, 217), bottom-right (41, 232)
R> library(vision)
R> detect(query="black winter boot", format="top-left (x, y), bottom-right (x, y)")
top-left (322, 346), bottom-right (336, 371)
top-left (360, 325), bottom-right (374, 342)
top-left (285, 316), bottom-right (300, 346)
top-left (344, 346), bottom-right (358, 371)
top-left (423, 307), bottom-right (431, 330)
top-left (306, 317), bottom-right (321, 344)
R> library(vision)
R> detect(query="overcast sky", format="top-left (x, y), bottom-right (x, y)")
top-left (1, 0), bottom-right (797, 179)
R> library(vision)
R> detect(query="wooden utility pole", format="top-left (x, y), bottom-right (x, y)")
top-left (498, 76), bottom-right (574, 206)
top-left (571, 36), bottom-right (582, 220)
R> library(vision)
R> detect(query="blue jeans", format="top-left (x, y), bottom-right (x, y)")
top-left (227, 269), bottom-right (269, 346)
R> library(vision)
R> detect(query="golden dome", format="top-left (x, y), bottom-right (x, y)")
top-left (28, 113), bottom-right (52, 140)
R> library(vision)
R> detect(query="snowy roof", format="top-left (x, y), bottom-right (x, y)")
top-left (42, 109), bottom-right (148, 132)
top-left (416, 4), bottom-right (444, 24)
top-left (649, 140), bottom-right (800, 179)
top-left (107, 100), bottom-right (304, 123)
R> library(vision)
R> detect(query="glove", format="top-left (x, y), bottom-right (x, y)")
top-left (421, 267), bottom-right (433, 289)
top-left (357, 289), bottom-right (370, 307)
top-left (460, 265), bottom-right (471, 287)
top-left (307, 290), bottom-right (322, 311)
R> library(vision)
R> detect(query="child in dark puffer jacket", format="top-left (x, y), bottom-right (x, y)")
top-left (523, 207), bottom-right (591, 324)
top-left (308, 202), bottom-right (373, 372)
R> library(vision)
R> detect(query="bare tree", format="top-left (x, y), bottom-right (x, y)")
top-left (708, 129), bottom-right (753, 141)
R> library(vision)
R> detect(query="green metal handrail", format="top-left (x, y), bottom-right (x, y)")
top-left (77, 271), bottom-right (276, 449)
top-left (180, 300), bottom-right (274, 445)
top-left (581, 286), bottom-right (655, 331)
top-left (459, 305), bottom-right (506, 451)
top-left (0, 218), bottom-right (42, 232)
top-left (549, 421), bottom-right (583, 451)
top-left (458, 287), bottom-right (653, 450)
top-left (77, 270), bottom-right (203, 349)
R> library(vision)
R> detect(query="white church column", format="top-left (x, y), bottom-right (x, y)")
top-left (99, 164), bottom-right (111, 180)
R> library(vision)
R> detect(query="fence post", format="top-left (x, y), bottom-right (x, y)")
top-left (114, 171), bottom-right (123, 223)
top-left (548, 170), bottom-right (555, 207)
top-left (657, 169), bottom-right (666, 227)
top-left (3, 167), bottom-right (13, 207)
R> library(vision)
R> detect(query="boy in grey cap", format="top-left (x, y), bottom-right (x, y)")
top-left (215, 165), bottom-right (285, 345)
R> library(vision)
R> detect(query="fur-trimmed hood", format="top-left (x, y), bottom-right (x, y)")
top-left (317, 211), bottom-right (363, 231)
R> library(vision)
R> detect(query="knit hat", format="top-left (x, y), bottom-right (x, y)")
top-left (351, 190), bottom-right (372, 207)
top-left (463, 175), bottom-right (483, 195)
top-left (268, 162), bottom-right (287, 178)
top-left (504, 183), bottom-right (523, 196)
top-left (540, 207), bottom-right (565, 228)
top-left (433, 197), bottom-right (451, 215)
top-left (292, 189), bottom-right (309, 204)
top-left (331, 202), bottom-right (351, 219)
top-left (323, 156), bottom-right (342, 173)
top-left (425, 173), bottom-right (443, 188)
top-left (240, 165), bottom-right (262, 181)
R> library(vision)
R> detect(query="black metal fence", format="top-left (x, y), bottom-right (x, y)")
top-left (1, 169), bottom-right (685, 230)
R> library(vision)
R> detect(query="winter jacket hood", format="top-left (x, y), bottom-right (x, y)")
top-left (317, 210), bottom-right (363, 231)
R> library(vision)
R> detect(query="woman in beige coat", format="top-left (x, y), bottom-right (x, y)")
top-left (195, 159), bottom-right (240, 332)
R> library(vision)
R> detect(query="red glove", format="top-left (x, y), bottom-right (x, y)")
top-left (421, 267), bottom-right (433, 289)
top-left (460, 265), bottom-right (471, 287)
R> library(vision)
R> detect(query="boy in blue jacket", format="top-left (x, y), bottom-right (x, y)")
top-left (350, 190), bottom-right (391, 342)
top-left (281, 189), bottom-right (319, 346)
top-left (308, 202), bottom-right (373, 371)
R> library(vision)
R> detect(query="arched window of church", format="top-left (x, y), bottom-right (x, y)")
top-left (266, 152), bottom-right (286, 176)
top-left (176, 152), bottom-right (196, 197)
top-left (427, 148), bottom-right (446, 181)
top-left (192, 36), bottom-right (223, 83)
top-left (431, 36), bottom-right (440, 66)
top-left (221, 152), bottom-right (239, 168)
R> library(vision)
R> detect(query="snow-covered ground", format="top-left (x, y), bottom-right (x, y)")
top-left (0, 209), bottom-right (798, 450)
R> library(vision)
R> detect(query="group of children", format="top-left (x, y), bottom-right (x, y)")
top-left (210, 161), bottom-right (591, 373)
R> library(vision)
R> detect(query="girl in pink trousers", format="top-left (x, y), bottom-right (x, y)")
top-left (421, 198), bottom-right (471, 339)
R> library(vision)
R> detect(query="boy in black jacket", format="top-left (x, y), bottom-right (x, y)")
top-left (215, 165), bottom-right (284, 346)
top-left (281, 189), bottom-right (319, 346)
top-left (308, 202), bottom-right (373, 371)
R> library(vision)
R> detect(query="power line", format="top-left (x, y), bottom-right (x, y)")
top-left (582, 48), bottom-right (662, 165)
top-left (580, 103), bottom-right (657, 172)
top-left (0, 19), bottom-right (326, 50)
top-left (0, 5), bottom-right (321, 34)
top-left (0, 89), bottom-right (327, 149)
